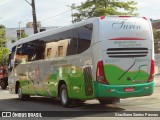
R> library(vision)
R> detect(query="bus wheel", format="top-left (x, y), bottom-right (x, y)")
top-left (18, 85), bottom-right (30, 100)
top-left (60, 84), bottom-right (70, 107)
top-left (0, 80), bottom-right (7, 90)
top-left (98, 98), bottom-right (120, 104)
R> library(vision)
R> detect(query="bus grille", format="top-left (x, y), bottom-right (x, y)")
top-left (107, 48), bottom-right (148, 58)
top-left (83, 67), bottom-right (93, 96)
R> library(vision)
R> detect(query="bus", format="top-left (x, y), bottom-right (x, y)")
top-left (8, 16), bottom-right (155, 107)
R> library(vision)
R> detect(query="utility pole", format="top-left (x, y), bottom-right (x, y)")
top-left (32, 0), bottom-right (38, 34)
top-left (18, 21), bottom-right (21, 39)
top-left (25, 0), bottom-right (38, 34)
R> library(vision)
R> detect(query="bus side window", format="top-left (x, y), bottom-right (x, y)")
top-left (42, 23), bottom-right (93, 58)
top-left (16, 48), bottom-right (28, 64)
top-left (25, 41), bottom-right (45, 61)
top-left (76, 24), bottom-right (92, 54)
top-left (66, 24), bottom-right (93, 56)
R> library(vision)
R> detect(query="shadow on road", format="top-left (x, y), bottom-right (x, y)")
top-left (0, 96), bottom-right (125, 117)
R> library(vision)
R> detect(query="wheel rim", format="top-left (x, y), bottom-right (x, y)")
top-left (61, 89), bottom-right (67, 104)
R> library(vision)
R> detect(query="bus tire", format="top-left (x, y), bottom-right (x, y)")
top-left (60, 84), bottom-right (70, 107)
top-left (0, 80), bottom-right (7, 90)
top-left (98, 98), bottom-right (120, 104)
top-left (18, 84), bottom-right (30, 100)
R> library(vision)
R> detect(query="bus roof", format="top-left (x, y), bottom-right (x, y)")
top-left (11, 16), bottom-right (148, 48)
top-left (12, 17), bottom-right (99, 47)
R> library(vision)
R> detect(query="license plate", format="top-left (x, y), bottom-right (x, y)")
top-left (124, 87), bottom-right (134, 92)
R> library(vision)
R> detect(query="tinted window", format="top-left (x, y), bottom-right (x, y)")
top-left (16, 40), bottom-right (45, 62)
top-left (15, 24), bottom-right (93, 61)
top-left (43, 23), bottom-right (93, 58)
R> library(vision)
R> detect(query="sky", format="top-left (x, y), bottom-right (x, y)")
top-left (0, 0), bottom-right (160, 28)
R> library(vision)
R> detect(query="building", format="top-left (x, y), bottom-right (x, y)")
top-left (151, 19), bottom-right (160, 54)
top-left (151, 19), bottom-right (160, 30)
top-left (5, 22), bottom-right (59, 50)
top-left (26, 22), bottom-right (41, 28)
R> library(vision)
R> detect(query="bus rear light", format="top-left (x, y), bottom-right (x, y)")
top-left (96, 61), bottom-right (109, 84)
top-left (100, 16), bottom-right (105, 20)
top-left (143, 17), bottom-right (148, 20)
top-left (148, 60), bottom-right (155, 83)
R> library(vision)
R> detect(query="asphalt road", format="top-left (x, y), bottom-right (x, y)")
top-left (0, 76), bottom-right (160, 120)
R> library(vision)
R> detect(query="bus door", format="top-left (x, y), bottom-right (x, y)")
top-left (15, 45), bottom-right (35, 94)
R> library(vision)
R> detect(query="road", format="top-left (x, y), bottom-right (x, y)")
top-left (0, 76), bottom-right (160, 120)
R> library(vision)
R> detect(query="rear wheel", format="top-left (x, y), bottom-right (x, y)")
top-left (60, 84), bottom-right (70, 107)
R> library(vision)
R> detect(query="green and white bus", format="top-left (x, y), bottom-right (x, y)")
top-left (8, 16), bottom-right (155, 107)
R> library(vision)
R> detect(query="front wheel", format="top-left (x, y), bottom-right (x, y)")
top-left (18, 85), bottom-right (30, 100)
top-left (60, 84), bottom-right (70, 107)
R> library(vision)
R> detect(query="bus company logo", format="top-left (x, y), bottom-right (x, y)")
top-left (112, 20), bottom-right (141, 30)
top-left (2, 112), bottom-right (11, 117)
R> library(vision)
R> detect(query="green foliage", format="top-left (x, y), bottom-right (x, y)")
top-left (0, 47), bottom-right (10, 65)
top-left (0, 25), bottom-right (5, 29)
top-left (24, 33), bottom-right (29, 38)
top-left (0, 25), bottom-right (7, 47)
top-left (18, 33), bottom-right (29, 40)
top-left (72, 0), bottom-right (138, 22)
top-left (153, 30), bottom-right (160, 53)
top-left (11, 40), bottom-right (16, 43)
top-left (0, 25), bottom-right (10, 65)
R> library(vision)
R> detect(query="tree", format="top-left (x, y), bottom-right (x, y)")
top-left (0, 48), bottom-right (10, 65)
top-left (11, 39), bottom-right (16, 43)
top-left (153, 30), bottom-right (160, 53)
top-left (18, 32), bottom-right (29, 40)
top-left (0, 25), bottom-right (5, 29)
top-left (72, 0), bottom-right (138, 22)
top-left (0, 25), bottom-right (10, 65)
top-left (0, 25), bottom-right (6, 47)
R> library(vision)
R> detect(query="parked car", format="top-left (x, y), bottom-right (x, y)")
top-left (0, 66), bottom-right (8, 89)
top-left (0, 52), bottom-right (11, 90)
